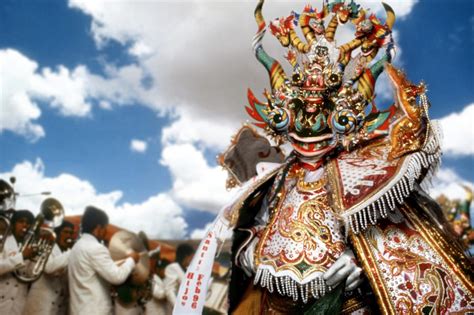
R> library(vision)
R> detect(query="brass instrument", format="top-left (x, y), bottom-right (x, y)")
top-left (0, 179), bottom-right (16, 252)
top-left (109, 230), bottom-right (151, 306)
top-left (14, 197), bottom-right (65, 282)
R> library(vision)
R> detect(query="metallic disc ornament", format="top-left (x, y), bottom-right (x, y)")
top-left (109, 230), bottom-right (150, 285)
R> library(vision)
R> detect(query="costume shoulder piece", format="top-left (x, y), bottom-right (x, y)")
top-left (328, 122), bottom-right (440, 233)
top-left (326, 64), bottom-right (441, 233)
top-left (218, 124), bottom-right (287, 228)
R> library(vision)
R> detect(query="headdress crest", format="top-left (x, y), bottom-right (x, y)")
top-left (246, 0), bottom-right (427, 160)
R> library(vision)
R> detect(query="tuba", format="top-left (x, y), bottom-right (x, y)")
top-left (14, 197), bottom-right (65, 282)
top-left (109, 230), bottom-right (152, 306)
top-left (0, 179), bottom-right (16, 252)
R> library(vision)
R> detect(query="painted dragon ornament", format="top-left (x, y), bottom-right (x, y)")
top-left (177, 1), bottom-right (474, 314)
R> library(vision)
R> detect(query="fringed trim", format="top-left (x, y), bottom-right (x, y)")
top-left (254, 268), bottom-right (329, 303)
top-left (344, 125), bottom-right (442, 234)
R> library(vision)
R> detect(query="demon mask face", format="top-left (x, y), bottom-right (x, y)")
top-left (246, 0), bottom-right (395, 160)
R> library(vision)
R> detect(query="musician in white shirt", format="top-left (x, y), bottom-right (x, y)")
top-left (145, 258), bottom-right (172, 315)
top-left (24, 220), bottom-right (75, 315)
top-left (0, 210), bottom-right (35, 315)
top-left (164, 243), bottom-right (194, 308)
top-left (68, 206), bottom-right (139, 315)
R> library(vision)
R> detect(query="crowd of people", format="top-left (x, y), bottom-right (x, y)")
top-left (0, 179), bottom-right (195, 315)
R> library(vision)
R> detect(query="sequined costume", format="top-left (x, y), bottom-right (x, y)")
top-left (217, 0), bottom-right (474, 314)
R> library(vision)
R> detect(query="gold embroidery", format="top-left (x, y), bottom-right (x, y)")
top-left (294, 168), bottom-right (325, 192)
top-left (278, 195), bottom-right (344, 255)
top-left (402, 203), bottom-right (474, 293)
top-left (350, 232), bottom-right (396, 315)
top-left (325, 160), bottom-right (344, 214)
top-left (256, 189), bottom-right (345, 280)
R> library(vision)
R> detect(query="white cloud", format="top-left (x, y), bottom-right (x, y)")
top-left (0, 49), bottom-right (93, 140)
top-left (160, 143), bottom-right (233, 213)
top-left (429, 167), bottom-right (473, 203)
top-left (31, 65), bottom-right (92, 117)
top-left (161, 109), bottom-right (237, 151)
top-left (190, 223), bottom-right (213, 240)
top-left (129, 41), bottom-right (154, 58)
top-left (358, 0), bottom-right (418, 18)
top-left (0, 48), bottom-right (162, 141)
top-left (438, 103), bottom-right (474, 156)
top-left (113, 194), bottom-right (187, 239)
top-left (0, 49), bottom-right (45, 141)
top-left (99, 100), bottom-right (112, 110)
top-left (130, 139), bottom-right (148, 153)
top-left (0, 159), bottom-right (187, 239)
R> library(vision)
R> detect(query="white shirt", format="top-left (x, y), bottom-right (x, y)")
top-left (0, 234), bottom-right (28, 315)
top-left (145, 274), bottom-right (172, 315)
top-left (24, 243), bottom-right (70, 315)
top-left (68, 233), bottom-right (135, 315)
top-left (164, 262), bottom-right (185, 308)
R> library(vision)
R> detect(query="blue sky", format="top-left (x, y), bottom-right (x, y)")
top-left (1, 0), bottom-right (473, 238)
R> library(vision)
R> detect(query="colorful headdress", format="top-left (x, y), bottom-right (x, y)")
top-left (246, 0), bottom-right (429, 161)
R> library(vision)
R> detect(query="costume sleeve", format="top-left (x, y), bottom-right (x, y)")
top-left (0, 251), bottom-right (24, 275)
top-left (151, 274), bottom-right (166, 300)
top-left (0, 237), bottom-right (25, 275)
top-left (89, 244), bottom-right (135, 285)
top-left (44, 246), bottom-right (70, 275)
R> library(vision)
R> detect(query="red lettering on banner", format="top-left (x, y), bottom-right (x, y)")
top-left (198, 274), bottom-right (205, 281)
top-left (195, 286), bottom-right (201, 294)
top-left (204, 239), bottom-right (211, 245)
top-left (192, 302), bottom-right (197, 309)
top-left (193, 295), bottom-right (199, 302)
top-left (187, 272), bottom-right (194, 280)
top-left (203, 246), bottom-right (208, 251)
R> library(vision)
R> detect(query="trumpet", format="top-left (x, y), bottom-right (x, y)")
top-left (14, 198), bottom-right (65, 282)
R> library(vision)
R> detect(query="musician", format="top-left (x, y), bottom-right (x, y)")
top-left (68, 206), bottom-right (139, 315)
top-left (0, 210), bottom-right (35, 315)
top-left (145, 258), bottom-right (171, 315)
top-left (164, 243), bottom-right (194, 308)
top-left (24, 220), bottom-right (75, 315)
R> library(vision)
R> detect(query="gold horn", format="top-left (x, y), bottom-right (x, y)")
top-left (382, 2), bottom-right (395, 30)
top-left (253, 0), bottom-right (288, 92)
top-left (14, 198), bottom-right (65, 282)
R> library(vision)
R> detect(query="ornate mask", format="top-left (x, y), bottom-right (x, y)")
top-left (247, 0), bottom-right (396, 159)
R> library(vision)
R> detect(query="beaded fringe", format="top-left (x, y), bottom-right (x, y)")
top-left (254, 268), bottom-right (329, 303)
top-left (344, 125), bottom-right (442, 234)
